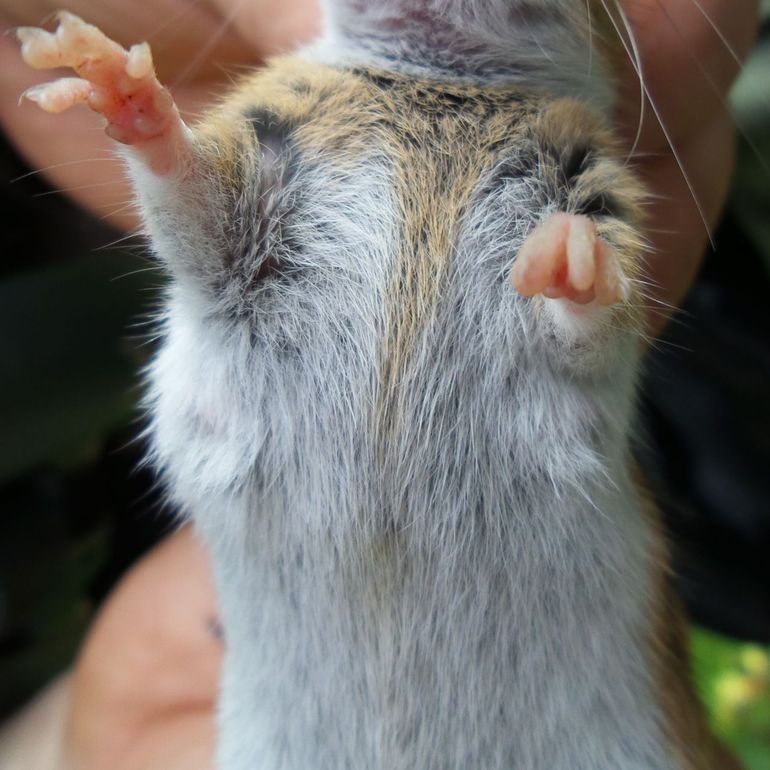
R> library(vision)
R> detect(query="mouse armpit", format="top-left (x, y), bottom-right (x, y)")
top-left (17, 11), bottom-right (192, 176)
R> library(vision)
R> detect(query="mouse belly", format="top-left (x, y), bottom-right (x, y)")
top-left (143, 274), bottom-right (686, 770)
top-left (144, 315), bottom-right (673, 769)
top-left (195, 480), bottom-right (680, 770)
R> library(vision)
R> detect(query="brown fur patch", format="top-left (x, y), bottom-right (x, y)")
top-left (193, 58), bottom-right (382, 185)
top-left (634, 472), bottom-right (744, 770)
top-left (353, 72), bottom-right (538, 442)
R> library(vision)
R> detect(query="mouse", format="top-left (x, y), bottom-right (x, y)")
top-left (16, 3), bottom-right (743, 768)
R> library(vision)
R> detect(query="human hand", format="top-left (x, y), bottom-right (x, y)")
top-left (0, 526), bottom-right (221, 770)
top-left (616, 0), bottom-right (758, 332)
top-left (63, 526), bottom-right (222, 770)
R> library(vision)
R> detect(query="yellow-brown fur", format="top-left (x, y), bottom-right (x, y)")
top-left (634, 472), bottom-right (743, 770)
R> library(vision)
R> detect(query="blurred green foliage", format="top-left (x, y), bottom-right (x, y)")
top-left (693, 629), bottom-right (770, 768)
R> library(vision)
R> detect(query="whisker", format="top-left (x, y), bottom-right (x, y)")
top-left (624, 149), bottom-right (672, 161)
top-left (214, 62), bottom-right (257, 90)
top-left (95, 196), bottom-right (142, 218)
top-left (633, 294), bottom-right (688, 317)
top-left (144, 0), bottom-right (205, 41)
top-left (686, 0), bottom-right (750, 71)
top-left (31, 179), bottom-right (125, 198)
top-left (95, 230), bottom-right (145, 251)
top-left (640, 225), bottom-right (689, 239)
top-left (170, 0), bottom-right (251, 88)
top-left (586, 0), bottom-right (594, 77)
top-left (112, 266), bottom-right (165, 282)
top-left (219, 62), bottom-right (262, 73)
top-left (654, 0), bottom-right (770, 176)
top-left (10, 154), bottom-right (117, 183)
top-left (601, 0), bottom-right (716, 247)
top-left (99, 205), bottom-right (139, 221)
top-left (599, 0), bottom-right (645, 162)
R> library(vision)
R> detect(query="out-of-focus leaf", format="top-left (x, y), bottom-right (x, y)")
top-left (692, 627), bottom-right (770, 768)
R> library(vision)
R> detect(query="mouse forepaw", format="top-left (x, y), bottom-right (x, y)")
top-left (18, 11), bottom-right (123, 71)
top-left (511, 213), bottom-right (627, 307)
top-left (17, 12), bottom-right (190, 175)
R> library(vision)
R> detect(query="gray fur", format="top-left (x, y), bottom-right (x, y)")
top-left (313, 0), bottom-right (616, 108)
top-left (129, 3), bottom-right (683, 768)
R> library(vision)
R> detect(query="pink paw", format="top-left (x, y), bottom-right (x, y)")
top-left (17, 11), bottom-right (188, 173)
top-left (511, 214), bottom-right (626, 306)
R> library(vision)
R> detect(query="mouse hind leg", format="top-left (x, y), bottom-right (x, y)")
top-left (510, 99), bottom-right (649, 368)
top-left (17, 11), bottom-right (192, 175)
top-left (512, 212), bottom-right (629, 306)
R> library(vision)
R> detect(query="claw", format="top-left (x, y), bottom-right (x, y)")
top-left (565, 216), bottom-right (595, 292)
top-left (23, 78), bottom-right (92, 113)
top-left (16, 27), bottom-right (60, 69)
top-left (511, 214), bottom-right (570, 296)
top-left (512, 213), bottom-right (626, 307)
top-left (126, 42), bottom-right (154, 80)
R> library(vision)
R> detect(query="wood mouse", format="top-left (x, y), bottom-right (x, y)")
top-left (17, 2), bottom-right (743, 768)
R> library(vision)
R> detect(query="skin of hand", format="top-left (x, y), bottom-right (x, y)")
top-left (0, 2), bottom-right (760, 769)
top-left (614, 0), bottom-right (758, 331)
top-left (64, 526), bottom-right (223, 770)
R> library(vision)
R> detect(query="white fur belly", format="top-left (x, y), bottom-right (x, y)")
top-left (145, 284), bottom-right (676, 769)
top-left (201, 479), bottom-right (678, 770)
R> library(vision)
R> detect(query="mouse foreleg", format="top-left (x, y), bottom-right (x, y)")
top-left (17, 11), bottom-right (193, 176)
top-left (16, 12), bottom-right (252, 296)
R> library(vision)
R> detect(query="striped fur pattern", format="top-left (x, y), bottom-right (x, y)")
top-left (129, 2), bottom-right (738, 768)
